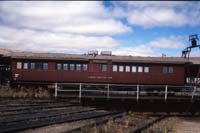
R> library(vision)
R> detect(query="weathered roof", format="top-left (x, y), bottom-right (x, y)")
top-left (0, 48), bottom-right (199, 64)
top-left (188, 57), bottom-right (200, 65)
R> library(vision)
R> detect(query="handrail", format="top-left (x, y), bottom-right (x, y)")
top-left (54, 82), bottom-right (197, 101)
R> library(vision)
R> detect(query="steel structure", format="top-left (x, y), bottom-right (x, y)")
top-left (181, 34), bottom-right (200, 94)
top-left (182, 34), bottom-right (200, 59)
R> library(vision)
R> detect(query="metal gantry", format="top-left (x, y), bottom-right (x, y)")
top-left (182, 34), bottom-right (200, 59)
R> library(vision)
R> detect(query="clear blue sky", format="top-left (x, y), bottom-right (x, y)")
top-left (0, 1), bottom-right (199, 57)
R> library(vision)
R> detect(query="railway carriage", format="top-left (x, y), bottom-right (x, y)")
top-left (0, 50), bottom-right (190, 85)
top-left (0, 49), bottom-right (199, 100)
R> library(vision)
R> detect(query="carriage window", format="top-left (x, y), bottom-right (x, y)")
top-left (125, 66), bottom-right (130, 72)
top-left (57, 64), bottom-right (62, 70)
top-left (30, 63), bottom-right (35, 69)
top-left (132, 66), bottom-right (137, 72)
top-left (17, 62), bottom-right (22, 69)
top-left (23, 63), bottom-right (28, 69)
top-left (63, 64), bottom-right (68, 70)
top-left (102, 64), bottom-right (107, 72)
top-left (83, 64), bottom-right (88, 71)
top-left (163, 66), bottom-right (174, 74)
top-left (112, 65), bottom-right (118, 72)
top-left (144, 66), bottom-right (149, 73)
top-left (76, 64), bottom-right (81, 71)
top-left (138, 66), bottom-right (143, 72)
top-left (70, 64), bottom-right (75, 70)
top-left (168, 66), bottom-right (174, 73)
top-left (36, 63), bottom-right (43, 70)
top-left (119, 66), bottom-right (124, 72)
top-left (43, 63), bottom-right (48, 70)
top-left (162, 66), bottom-right (168, 74)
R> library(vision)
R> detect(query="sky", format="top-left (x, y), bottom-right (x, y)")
top-left (0, 1), bottom-right (199, 57)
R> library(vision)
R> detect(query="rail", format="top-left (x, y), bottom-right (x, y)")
top-left (54, 83), bottom-right (198, 101)
top-left (0, 99), bottom-right (118, 133)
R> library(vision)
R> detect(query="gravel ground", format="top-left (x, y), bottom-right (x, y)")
top-left (19, 120), bottom-right (92, 133)
top-left (82, 114), bottom-right (158, 133)
top-left (175, 117), bottom-right (200, 133)
top-left (142, 117), bottom-right (177, 133)
top-left (143, 116), bottom-right (200, 133)
top-left (19, 116), bottom-right (200, 133)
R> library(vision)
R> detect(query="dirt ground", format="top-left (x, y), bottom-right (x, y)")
top-left (175, 117), bottom-right (200, 133)
top-left (141, 116), bottom-right (200, 133)
top-left (20, 116), bottom-right (200, 133)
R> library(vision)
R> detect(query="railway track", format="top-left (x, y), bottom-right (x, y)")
top-left (0, 98), bottom-right (123, 133)
top-left (0, 110), bottom-right (122, 133)
top-left (0, 98), bottom-right (198, 133)
top-left (75, 111), bottom-right (198, 133)
top-left (79, 114), bottom-right (166, 133)
top-left (131, 112), bottom-right (200, 133)
top-left (0, 103), bottom-right (78, 115)
top-left (68, 113), bottom-right (165, 133)
top-left (65, 112), bottom-right (126, 133)
top-left (130, 116), bottom-right (166, 133)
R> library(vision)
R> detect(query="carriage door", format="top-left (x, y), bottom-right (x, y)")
top-left (89, 60), bottom-right (108, 74)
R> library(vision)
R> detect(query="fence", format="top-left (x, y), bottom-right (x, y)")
top-left (54, 83), bottom-right (197, 101)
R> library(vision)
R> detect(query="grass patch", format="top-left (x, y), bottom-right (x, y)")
top-left (0, 86), bottom-right (50, 98)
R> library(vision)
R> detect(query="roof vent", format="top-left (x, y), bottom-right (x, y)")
top-left (101, 51), bottom-right (112, 56)
top-left (88, 51), bottom-right (98, 56)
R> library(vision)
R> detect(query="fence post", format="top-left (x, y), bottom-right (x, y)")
top-left (79, 83), bottom-right (82, 99)
top-left (55, 82), bottom-right (57, 97)
top-left (192, 86), bottom-right (196, 100)
top-left (107, 84), bottom-right (110, 99)
top-left (137, 85), bottom-right (139, 101)
top-left (165, 85), bottom-right (168, 101)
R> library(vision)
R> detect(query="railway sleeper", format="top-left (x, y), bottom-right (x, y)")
top-left (65, 112), bottom-right (126, 133)
top-left (0, 106), bottom-right (95, 124)
top-left (130, 116), bottom-right (166, 133)
top-left (0, 103), bottom-right (77, 113)
top-left (0, 110), bottom-right (120, 133)
top-left (0, 104), bottom-right (80, 117)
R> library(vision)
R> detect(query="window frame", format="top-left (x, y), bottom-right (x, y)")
top-left (63, 64), bottom-right (68, 71)
top-left (168, 66), bottom-right (174, 73)
top-left (16, 62), bottom-right (22, 69)
top-left (162, 66), bottom-right (169, 74)
top-left (76, 64), bottom-right (81, 71)
top-left (162, 66), bottom-right (174, 74)
top-left (30, 63), bottom-right (35, 70)
top-left (56, 63), bottom-right (62, 71)
top-left (131, 66), bottom-right (137, 72)
top-left (36, 63), bottom-right (43, 70)
top-left (43, 63), bottom-right (48, 70)
top-left (83, 64), bottom-right (88, 71)
top-left (144, 66), bottom-right (149, 73)
top-left (112, 65), bottom-right (118, 72)
top-left (23, 62), bottom-right (29, 70)
top-left (69, 64), bottom-right (75, 71)
top-left (101, 64), bottom-right (107, 72)
top-left (125, 66), bottom-right (130, 72)
top-left (119, 65), bottom-right (124, 72)
top-left (138, 66), bottom-right (143, 73)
